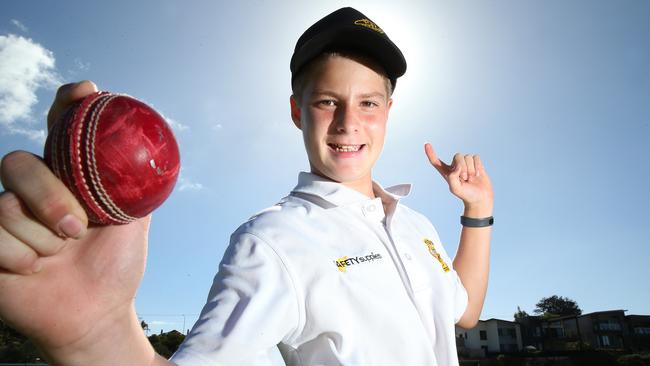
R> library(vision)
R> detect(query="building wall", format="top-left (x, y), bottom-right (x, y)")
top-left (627, 315), bottom-right (650, 351)
top-left (486, 320), bottom-right (500, 352)
top-left (497, 320), bottom-right (522, 352)
top-left (517, 317), bottom-right (544, 350)
top-left (578, 315), bottom-right (595, 347)
top-left (585, 311), bottom-right (627, 349)
top-left (456, 319), bottom-right (522, 354)
top-left (457, 321), bottom-right (490, 352)
top-left (515, 311), bottom-right (650, 353)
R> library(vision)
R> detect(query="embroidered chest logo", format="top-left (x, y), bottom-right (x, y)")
top-left (335, 252), bottom-right (383, 273)
top-left (424, 239), bottom-right (450, 272)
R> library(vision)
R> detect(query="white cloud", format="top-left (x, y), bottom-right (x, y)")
top-left (177, 170), bottom-right (203, 192)
top-left (73, 58), bottom-right (90, 71)
top-left (165, 115), bottom-right (189, 132)
top-left (5, 126), bottom-right (46, 144)
top-left (0, 34), bottom-right (62, 143)
top-left (10, 19), bottom-right (28, 33)
top-left (66, 58), bottom-right (90, 77)
top-left (212, 123), bottom-right (223, 131)
top-left (149, 320), bottom-right (175, 325)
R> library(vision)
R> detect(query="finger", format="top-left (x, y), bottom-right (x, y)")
top-left (47, 80), bottom-right (98, 130)
top-left (0, 151), bottom-right (88, 239)
top-left (475, 154), bottom-right (488, 176)
top-left (424, 143), bottom-right (451, 175)
top-left (0, 226), bottom-right (40, 275)
top-left (464, 155), bottom-right (476, 178)
top-left (452, 153), bottom-right (468, 181)
top-left (0, 192), bottom-right (67, 256)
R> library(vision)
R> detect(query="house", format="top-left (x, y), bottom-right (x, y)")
top-left (456, 310), bottom-right (650, 357)
top-left (516, 310), bottom-right (633, 351)
top-left (456, 318), bottom-right (522, 356)
top-left (577, 310), bottom-right (627, 349)
top-left (626, 314), bottom-right (650, 351)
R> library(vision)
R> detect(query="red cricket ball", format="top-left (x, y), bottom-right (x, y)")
top-left (44, 92), bottom-right (181, 225)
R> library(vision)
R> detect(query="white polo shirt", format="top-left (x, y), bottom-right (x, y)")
top-left (171, 172), bottom-right (468, 366)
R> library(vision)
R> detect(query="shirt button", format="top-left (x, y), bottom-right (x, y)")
top-left (366, 205), bottom-right (376, 212)
top-left (404, 253), bottom-right (412, 260)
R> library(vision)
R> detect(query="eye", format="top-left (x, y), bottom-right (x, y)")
top-left (361, 100), bottom-right (379, 108)
top-left (318, 99), bottom-right (337, 107)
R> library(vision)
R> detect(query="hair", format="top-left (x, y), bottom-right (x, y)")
top-left (291, 50), bottom-right (393, 106)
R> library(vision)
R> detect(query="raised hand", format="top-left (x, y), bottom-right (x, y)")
top-left (424, 143), bottom-right (493, 216)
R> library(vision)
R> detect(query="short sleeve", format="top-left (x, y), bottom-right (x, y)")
top-left (420, 215), bottom-right (468, 323)
top-left (452, 271), bottom-right (469, 323)
top-left (170, 232), bottom-right (299, 366)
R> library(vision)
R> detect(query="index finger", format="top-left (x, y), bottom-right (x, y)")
top-left (424, 143), bottom-right (451, 173)
top-left (47, 80), bottom-right (98, 130)
top-left (0, 151), bottom-right (88, 239)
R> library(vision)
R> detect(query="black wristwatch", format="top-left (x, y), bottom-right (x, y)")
top-left (460, 216), bottom-right (494, 227)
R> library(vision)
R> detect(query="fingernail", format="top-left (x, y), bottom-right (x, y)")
top-left (57, 214), bottom-right (85, 239)
top-left (32, 261), bottom-right (43, 274)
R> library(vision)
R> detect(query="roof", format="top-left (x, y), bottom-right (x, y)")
top-left (481, 318), bottom-right (519, 325)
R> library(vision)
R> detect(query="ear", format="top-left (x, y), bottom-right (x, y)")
top-left (386, 98), bottom-right (393, 121)
top-left (290, 95), bottom-right (302, 129)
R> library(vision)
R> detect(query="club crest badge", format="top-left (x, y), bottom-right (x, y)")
top-left (424, 239), bottom-right (450, 272)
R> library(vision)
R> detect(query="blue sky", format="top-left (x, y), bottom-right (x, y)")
top-left (1, 0), bottom-right (649, 335)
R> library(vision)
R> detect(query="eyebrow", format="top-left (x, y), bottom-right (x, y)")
top-left (311, 90), bottom-right (387, 100)
top-left (358, 92), bottom-right (387, 100)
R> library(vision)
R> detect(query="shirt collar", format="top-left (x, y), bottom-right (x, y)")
top-left (291, 171), bottom-right (412, 209)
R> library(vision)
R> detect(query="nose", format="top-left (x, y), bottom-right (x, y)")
top-left (333, 104), bottom-right (359, 133)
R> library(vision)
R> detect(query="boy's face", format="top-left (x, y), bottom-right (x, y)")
top-left (290, 54), bottom-right (393, 192)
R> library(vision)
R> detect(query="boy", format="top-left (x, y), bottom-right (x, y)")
top-left (0, 7), bottom-right (492, 366)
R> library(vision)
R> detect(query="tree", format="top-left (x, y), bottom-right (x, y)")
top-left (514, 306), bottom-right (529, 320)
top-left (0, 319), bottom-right (43, 362)
top-left (148, 330), bottom-right (185, 359)
top-left (140, 320), bottom-right (150, 335)
top-left (534, 295), bottom-right (582, 317)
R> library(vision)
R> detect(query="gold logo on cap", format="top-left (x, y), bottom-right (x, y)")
top-left (354, 18), bottom-right (384, 34)
top-left (424, 239), bottom-right (450, 272)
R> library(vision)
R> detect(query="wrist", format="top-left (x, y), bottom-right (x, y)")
top-left (42, 305), bottom-right (156, 366)
top-left (463, 203), bottom-right (493, 218)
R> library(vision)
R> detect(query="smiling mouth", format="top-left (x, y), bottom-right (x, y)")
top-left (328, 143), bottom-right (365, 152)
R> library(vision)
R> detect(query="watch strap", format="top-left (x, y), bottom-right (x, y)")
top-left (460, 216), bottom-right (494, 227)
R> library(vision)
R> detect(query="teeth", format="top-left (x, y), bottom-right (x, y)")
top-left (331, 144), bottom-right (362, 152)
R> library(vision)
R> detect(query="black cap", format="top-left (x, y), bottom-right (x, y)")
top-left (290, 7), bottom-right (407, 91)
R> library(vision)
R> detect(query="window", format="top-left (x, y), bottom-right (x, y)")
top-left (598, 319), bottom-right (622, 331)
top-left (600, 335), bottom-right (610, 347)
top-left (498, 327), bottom-right (516, 339)
top-left (634, 327), bottom-right (650, 335)
top-left (480, 330), bottom-right (487, 340)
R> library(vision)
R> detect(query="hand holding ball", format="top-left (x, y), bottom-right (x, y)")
top-left (44, 92), bottom-right (181, 225)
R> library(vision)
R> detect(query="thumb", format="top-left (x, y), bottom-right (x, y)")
top-left (48, 80), bottom-right (98, 131)
top-left (424, 143), bottom-right (449, 176)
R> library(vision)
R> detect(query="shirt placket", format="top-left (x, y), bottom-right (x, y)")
top-left (361, 199), bottom-right (419, 306)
